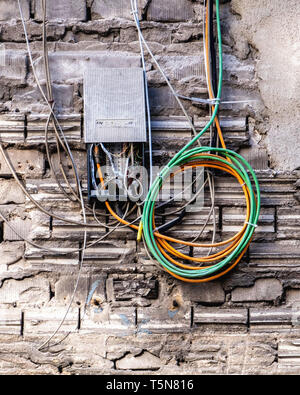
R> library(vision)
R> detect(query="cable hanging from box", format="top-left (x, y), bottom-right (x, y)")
top-left (131, 0), bottom-right (260, 282)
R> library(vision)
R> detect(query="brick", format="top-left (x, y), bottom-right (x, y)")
top-left (91, 0), bottom-right (145, 20)
top-left (0, 180), bottom-right (25, 205)
top-left (50, 150), bottom-right (87, 179)
top-left (15, 84), bottom-right (75, 113)
top-left (194, 308), bottom-right (248, 325)
top-left (82, 240), bottom-right (136, 270)
top-left (286, 289), bottom-right (300, 305)
top-left (239, 147), bottom-right (269, 171)
top-left (24, 306), bottom-right (78, 334)
top-left (278, 340), bottom-right (300, 368)
top-left (147, 0), bottom-right (194, 22)
top-left (167, 207), bottom-right (220, 241)
top-left (250, 308), bottom-right (295, 326)
top-left (248, 241), bottom-right (300, 272)
top-left (27, 210), bottom-right (51, 241)
top-left (81, 306), bottom-right (136, 336)
top-left (277, 207), bottom-right (300, 239)
top-left (0, 277), bottom-right (50, 305)
top-left (24, 241), bottom-right (80, 268)
top-left (0, 114), bottom-right (25, 143)
top-left (3, 217), bottom-right (32, 242)
top-left (0, 0), bottom-right (30, 21)
top-left (35, 52), bottom-right (141, 83)
top-left (116, 351), bottom-right (161, 371)
top-left (0, 309), bottom-right (22, 335)
top-left (152, 55), bottom-right (205, 82)
top-left (231, 279), bottom-right (283, 302)
top-left (194, 116), bottom-right (249, 150)
top-left (26, 113), bottom-right (81, 144)
top-left (208, 174), bottom-right (297, 208)
top-left (137, 305), bottom-right (191, 334)
top-left (55, 274), bottom-right (106, 306)
top-left (180, 282), bottom-right (225, 304)
top-left (0, 149), bottom-right (45, 178)
top-left (110, 274), bottom-right (159, 302)
top-left (0, 50), bottom-right (27, 85)
top-left (223, 54), bottom-right (255, 86)
top-left (0, 242), bottom-right (24, 266)
top-left (34, 0), bottom-right (87, 22)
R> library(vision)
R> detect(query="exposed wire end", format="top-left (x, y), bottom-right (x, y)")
top-left (137, 221), bottom-right (144, 242)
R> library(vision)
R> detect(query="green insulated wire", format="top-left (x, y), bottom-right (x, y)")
top-left (141, 0), bottom-right (261, 282)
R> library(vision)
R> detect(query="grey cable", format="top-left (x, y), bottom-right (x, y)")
top-left (131, 0), bottom-right (153, 185)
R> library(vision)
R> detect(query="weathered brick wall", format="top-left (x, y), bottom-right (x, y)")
top-left (0, 0), bottom-right (299, 375)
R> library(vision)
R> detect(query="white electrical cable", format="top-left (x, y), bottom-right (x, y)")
top-left (131, 0), bottom-right (153, 185)
top-left (15, 0), bottom-right (89, 350)
top-left (130, 1), bottom-right (197, 137)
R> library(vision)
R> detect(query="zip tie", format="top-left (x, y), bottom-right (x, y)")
top-left (177, 94), bottom-right (257, 106)
top-left (176, 94), bottom-right (217, 105)
top-left (245, 221), bottom-right (258, 228)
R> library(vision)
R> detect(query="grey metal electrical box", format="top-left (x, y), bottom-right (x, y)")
top-left (84, 68), bottom-right (147, 143)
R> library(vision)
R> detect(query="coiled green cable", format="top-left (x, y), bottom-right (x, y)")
top-left (141, 0), bottom-right (261, 282)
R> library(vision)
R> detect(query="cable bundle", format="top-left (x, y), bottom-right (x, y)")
top-left (138, 0), bottom-right (261, 282)
top-left (142, 148), bottom-right (260, 282)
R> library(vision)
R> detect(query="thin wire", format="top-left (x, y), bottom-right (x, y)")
top-left (130, 0), bottom-right (219, 249)
top-left (130, 1), bottom-right (197, 136)
top-left (38, 217), bottom-right (125, 351)
top-left (30, 0), bottom-right (87, 351)
top-left (131, 0), bottom-right (153, 185)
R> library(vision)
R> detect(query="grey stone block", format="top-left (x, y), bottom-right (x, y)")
top-left (180, 282), bottom-right (225, 305)
top-left (55, 274), bottom-right (106, 306)
top-left (111, 274), bottom-right (159, 302)
top-left (0, 277), bottom-right (50, 305)
top-left (285, 289), bottom-right (300, 305)
top-left (278, 340), bottom-right (300, 369)
top-left (0, 309), bottom-right (22, 335)
top-left (3, 218), bottom-right (32, 242)
top-left (231, 279), bottom-right (283, 302)
top-left (250, 308), bottom-right (293, 325)
top-left (249, 241), bottom-right (300, 272)
top-left (81, 306), bottom-right (136, 336)
top-left (91, 0), bottom-right (145, 20)
top-left (0, 149), bottom-right (45, 178)
top-left (277, 207), bottom-right (300, 240)
top-left (116, 351), bottom-right (162, 371)
top-left (34, 51), bottom-right (141, 83)
top-left (34, 0), bottom-right (87, 22)
top-left (0, 180), bottom-right (25, 205)
top-left (0, 242), bottom-right (24, 266)
top-left (0, 114), bottom-right (25, 143)
top-left (194, 308), bottom-right (248, 325)
top-left (137, 305), bottom-right (191, 334)
top-left (26, 113), bottom-right (81, 144)
top-left (24, 306), bottom-right (78, 334)
top-left (147, 0), bottom-right (194, 22)
top-left (0, 0), bottom-right (29, 21)
top-left (0, 50), bottom-right (27, 85)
